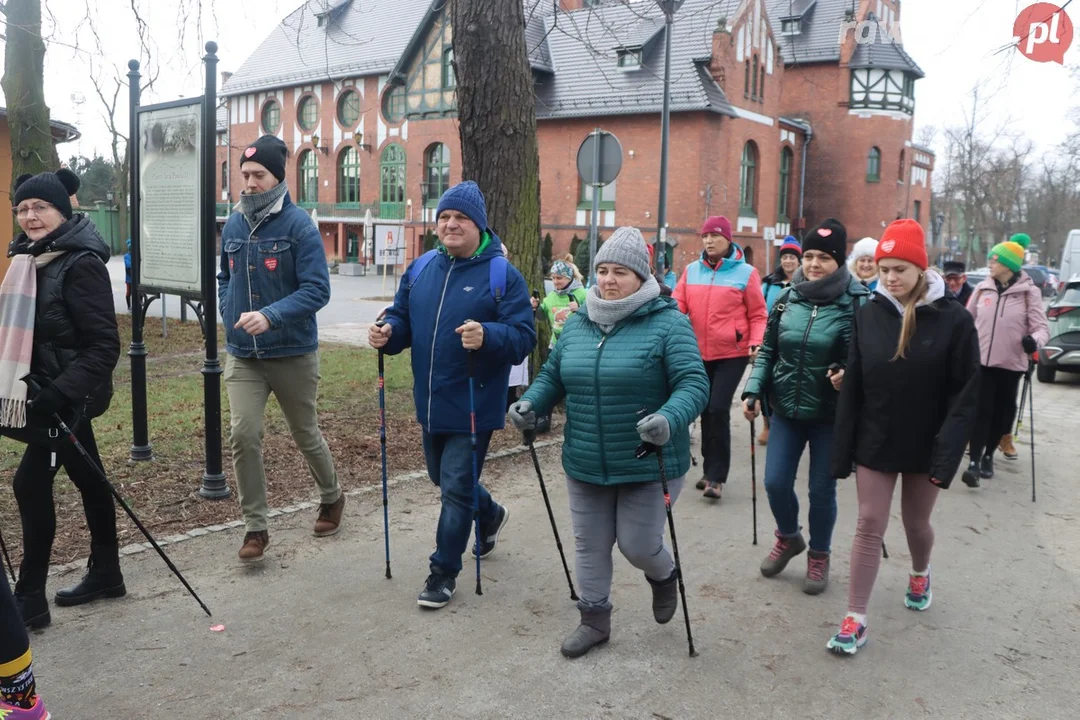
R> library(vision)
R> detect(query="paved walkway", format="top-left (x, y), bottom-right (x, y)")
top-left (29, 370), bottom-right (1080, 718)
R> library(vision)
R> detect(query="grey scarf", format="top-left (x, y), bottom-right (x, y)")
top-left (239, 182), bottom-right (289, 229)
top-left (791, 265), bottom-right (853, 305)
top-left (557, 278), bottom-right (584, 297)
top-left (585, 275), bottom-right (661, 333)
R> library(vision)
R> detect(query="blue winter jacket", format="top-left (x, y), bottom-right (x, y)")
top-left (217, 192), bottom-right (331, 358)
top-left (381, 232), bottom-right (536, 434)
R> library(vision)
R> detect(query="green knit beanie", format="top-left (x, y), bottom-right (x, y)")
top-left (989, 240), bottom-right (1025, 273)
top-left (1009, 233), bottom-right (1032, 249)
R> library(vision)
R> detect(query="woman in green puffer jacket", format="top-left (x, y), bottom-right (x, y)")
top-left (740, 219), bottom-right (869, 597)
top-left (509, 227), bottom-right (709, 660)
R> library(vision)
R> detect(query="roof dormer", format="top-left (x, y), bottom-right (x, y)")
top-left (778, 0), bottom-right (817, 36)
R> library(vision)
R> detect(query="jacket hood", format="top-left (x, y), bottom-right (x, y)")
top-left (973, 270), bottom-right (1034, 295)
top-left (9, 214), bottom-right (111, 262)
top-left (875, 268), bottom-right (946, 315)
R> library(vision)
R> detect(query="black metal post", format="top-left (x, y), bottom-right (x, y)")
top-left (127, 59), bottom-right (153, 462)
top-left (654, 1), bottom-right (678, 273)
top-left (199, 41), bottom-right (230, 499)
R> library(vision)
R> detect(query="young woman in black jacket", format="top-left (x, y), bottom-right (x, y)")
top-left (826, 220), bottom-right (980, 656)
top-left (0, 169), bottom-right (121, 630)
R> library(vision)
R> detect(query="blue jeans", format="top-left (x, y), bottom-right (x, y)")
top-left (423, 430), bottom-right (501, 577)
top-left (763, 414), bottom-right (837, 553)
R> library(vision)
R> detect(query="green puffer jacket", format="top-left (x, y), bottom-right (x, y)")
top-left (743, 276), bottom-right (869, 421)
top-left (522, 296), bottom-right (709, 485)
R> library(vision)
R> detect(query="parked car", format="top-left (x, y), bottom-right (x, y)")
top-left (1036, 275), bottom-right (1080, 383)
top-left (1023, 265), bottom-right (1058, 298)
top-left (966, 267), bottom-right (989, 288)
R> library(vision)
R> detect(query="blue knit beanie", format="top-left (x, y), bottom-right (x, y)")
top-left (435, 180), bottom-right (488, 231)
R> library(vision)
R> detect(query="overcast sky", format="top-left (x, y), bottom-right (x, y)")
top-left (5, 0), bottom-right (1078, 162)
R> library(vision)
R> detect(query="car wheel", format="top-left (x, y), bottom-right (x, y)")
top-left (1036, 362), bottom-right (1056, 384)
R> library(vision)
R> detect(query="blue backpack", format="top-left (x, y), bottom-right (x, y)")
top-left (407, 249), bottom-right (509, 303)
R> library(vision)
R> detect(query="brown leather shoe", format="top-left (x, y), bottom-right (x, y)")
top-left (238, 531), bottom-right (269, 563)
top-left (757, 425), bottom-right (769, 445)
top-left (999, 434), bottom-right (1018, 460)
top-left (314, 495), bottom-right (346, 537)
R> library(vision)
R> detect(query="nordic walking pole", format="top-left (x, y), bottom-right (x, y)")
top-left (466, 342), bottom-right (483, 596)
top-left (881, 541), bottom-right (889, 559)
top-left (0, 526), bottom-right (15, 583)
top-left (636, 442), bottom-right (698, 658)
top-left (1028, 361), bottom-right (1037, 503)
top-left (376, 320), bottom-right (392, 579)
top-left (524, 429), bottom-right (577, 600)
top-left (1016, 370), bottom-right (1030, 436)
top-left (24, 379), bottom-right (212, 616)
top-left (749, 411), bottom-right (758, 546)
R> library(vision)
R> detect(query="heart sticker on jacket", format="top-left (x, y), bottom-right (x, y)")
top-left (264, 257), bottom-right (278, 271)
top-left (880, 240), bottom-right (896, 252)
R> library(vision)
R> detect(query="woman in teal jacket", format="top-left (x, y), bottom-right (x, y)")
top-left (509, 227), bottom-right (709, 660)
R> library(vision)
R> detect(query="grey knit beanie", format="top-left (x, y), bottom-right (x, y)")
top-left (594, 226), bottom-right (651, 280)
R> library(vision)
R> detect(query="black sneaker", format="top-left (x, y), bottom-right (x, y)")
top-left (15, 590), bottom-right (51, 630)
top-left (961, 461), bottom-right (981, 488)
top-left (979, 453), bottom-right (995, 479)
top-left (475, 505), bottom-right (510, 559)
top-left (417, 574), bottom-right (456, 609)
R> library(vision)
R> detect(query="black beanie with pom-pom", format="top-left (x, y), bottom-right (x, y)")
top-left (13, 168), bottom-right (81, 220)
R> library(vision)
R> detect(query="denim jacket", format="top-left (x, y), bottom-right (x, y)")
top-left (217, 192), bottom-right (331, 358)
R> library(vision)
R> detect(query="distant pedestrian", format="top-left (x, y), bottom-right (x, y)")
top-left (942, 260), bottom-right (973, 306)
top-left (370, 181), bottom-right (535, 610)
top-left (123, 238), bottom-right (132, 310)
top-left (961, 233), bottom-right (1049, 487)
top-left (673, 216), bottom-right (767, 500)
top-left (509, 226), bottom-right (709, 658)
top-left (218, 135), bottom-right (342, 563)
top-left (848, 237), bottom-right (879, 291)
top-left (532, 259), bottom-right (586, 348)
top-left (742, 219), bottom-right (868, 595)
top-left (827, 219), bottom-right (980, 656)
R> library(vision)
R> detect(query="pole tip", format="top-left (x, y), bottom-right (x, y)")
top-left (128, 59), bottom-right (140, 71)
top-left (205, 40), bottom-right (218, 55)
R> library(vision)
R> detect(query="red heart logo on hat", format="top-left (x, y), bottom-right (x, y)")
top-left (881, 240), bottom-right (896, 253)
top-left (244, 147), bottom-right (257, 158)
top-left (818, 228), bottom-right (832, 237)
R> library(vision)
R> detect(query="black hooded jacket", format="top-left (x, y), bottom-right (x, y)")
top-left (7, 214), bottom-right (119, 416)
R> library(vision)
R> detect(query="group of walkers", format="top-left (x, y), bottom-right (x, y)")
top-left (0, 136), bottom-right (1053, 715)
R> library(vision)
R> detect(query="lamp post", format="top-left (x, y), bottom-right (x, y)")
top-left (653, 0), bottom-right (684, 273)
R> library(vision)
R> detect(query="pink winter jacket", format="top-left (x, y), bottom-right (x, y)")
top-left (966, 272), bottom-right (1050, 372)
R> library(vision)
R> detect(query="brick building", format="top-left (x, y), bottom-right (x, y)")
top-left (217, 0), bottom-right (933, 277)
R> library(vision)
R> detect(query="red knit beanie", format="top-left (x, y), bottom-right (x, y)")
top-left (700, 216), bottom-right (732, 240)
top-left (875, 219), bottom-right (927, 271)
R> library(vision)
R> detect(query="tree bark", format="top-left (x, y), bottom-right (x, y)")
top-left (2, 0), bottom-right (61, 198)
top-left (450, 0), bottom-right (549, 356)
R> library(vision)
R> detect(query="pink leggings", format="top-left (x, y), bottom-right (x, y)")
top-left (848, 466), bottom-right (941, 614)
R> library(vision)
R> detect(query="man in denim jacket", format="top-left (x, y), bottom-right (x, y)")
top-left (218, 135), bottom-right (341, 563)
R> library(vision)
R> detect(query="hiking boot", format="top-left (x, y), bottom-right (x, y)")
top-left (905, 569), bottom-right (933, 611)
top-left (647, 570), bottom-right (678, 624)
top-left (0, 696), bottom-right (51, 720)
top-left (54, 544), bottom-right (126, 607)
top-left (961, 461), bottom-right (981, 488)
top-left (474, 505), bottom-right (510, 559)
top-left (14, 590), bottom-right (50, 630)
top-left (757, 425), bottom-right (769, 445)
top-left (314, 495), bottom-right (346, 537)
top-left (560, 607), bottom-right (611, 659)
top-left (238, 531), bottom-right (269, 564)
top-left (826, 615), bottom-right (868, 656)
top-left (695, 477), bottom-right (708, 490)
top-left (803, 550), bottom-right (830, 595)
top-left (760, 530), bottom-right (806, 578)
top-left (999, 434), bottom-right (1018, 460)
top-left (702, 482), bottom-right (722, 499)
top-left (417, 573), bottom-right (456, 609)
top-left (979, 453), bottom-right (995, 479)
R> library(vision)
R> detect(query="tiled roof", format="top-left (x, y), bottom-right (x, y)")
top-left (847, 14), bottom-right (925, 77)
top-left (768, 0), bottom-right (846, 65)
top-left (525, 9), bottom-right (554, 73)
top-left (533, 0), bottom-right (740, 120)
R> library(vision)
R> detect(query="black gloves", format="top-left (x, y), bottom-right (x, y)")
top-left (1022, 335), bottom-right (1038, 354)
top-left (24, 375), bottom-right (67, 426)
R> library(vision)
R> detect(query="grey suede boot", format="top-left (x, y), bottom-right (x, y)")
top-left (647, 570), bottom-right (678, 624)
top-left (560, 607), bottom-right (611, 659)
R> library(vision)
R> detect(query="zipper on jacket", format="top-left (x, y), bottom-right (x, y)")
top-left (594, 333), bottom-right (610, 479)
top-left (791, 304), bottom-right (818, 420)
top-left (244, 215), bottom-right (270, 355)
top-left (427, 258), bottom-right (456, 429)
top-left (985, 291), bottom-right (1005, 363)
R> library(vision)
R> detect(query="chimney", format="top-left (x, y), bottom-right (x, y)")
top-left (221, 71), bottom-right (233, 86)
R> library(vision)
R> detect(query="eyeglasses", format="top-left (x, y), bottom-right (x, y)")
top-left (12, 202), bottom-right (56, 219)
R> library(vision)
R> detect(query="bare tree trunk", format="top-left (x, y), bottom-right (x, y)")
top-left (450, 0), bottom-right (549, 356)
top-left (2, 0), bottom-right (62, 191)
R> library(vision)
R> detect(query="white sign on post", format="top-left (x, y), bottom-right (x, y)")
top-left (375, 224), bottom-right (404, 265)
top-left (764, 227), bottom-right (779, 245)
top-left (137, 99), bottom-right (203, 295)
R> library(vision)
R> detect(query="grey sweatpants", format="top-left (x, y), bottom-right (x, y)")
top-left (566, 475), bottom-right (685, 611)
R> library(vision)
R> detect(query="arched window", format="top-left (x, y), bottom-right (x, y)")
top-left (382, 85), bottom-right (405, 124)
top-left (739, 141), bottom-right (758, 214)
top-left (752, 54), bottom-right (759, 100)
top-left (261, 99), bottom-right (281, 134)
top-left (425, 143), bottom-right (450, 205)
top-left (297, 149), bottom-right (318, 205)
top-left (777, 147), bottom-right (793, 221)
top-left (380, 143), bottom-right (406, 218)
top-left (337, 90), bottom-right (360, 128)
top-left (338, 146), bottom-right (361, 204)
top-left (867, 146), bottom-right (882, 183)
top-left (744, 60), bottom-right (751, 98)
top-left (297, 95), bottom-right (318, 131)
top-left (898, 148), bottom-right (906, 182)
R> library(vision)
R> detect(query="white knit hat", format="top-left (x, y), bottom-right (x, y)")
top-left (847, 237), bottom-right (879, 272)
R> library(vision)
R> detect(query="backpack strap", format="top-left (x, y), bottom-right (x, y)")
top-left (406, 249), bottom-right (439, 290)
top-left (489, 255), bottom-right (508, 303)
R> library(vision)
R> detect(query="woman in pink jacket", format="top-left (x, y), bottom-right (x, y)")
top-left (674, 216), bottom-right (767, 499)
top-left (962, 234), bottom-right (1049, 487)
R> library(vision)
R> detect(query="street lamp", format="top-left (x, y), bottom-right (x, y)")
top-left (653, 0), bottom-right (684, 273)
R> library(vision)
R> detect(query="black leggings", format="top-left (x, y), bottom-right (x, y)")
top-left (0, 570), bottom-right (29, 667)
top-left (10, 420), bottom-right (117, 592)
top-left (970, 365), bottom-right (1024, 462)
top-left (700, 357), bottom-right (749, 485)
